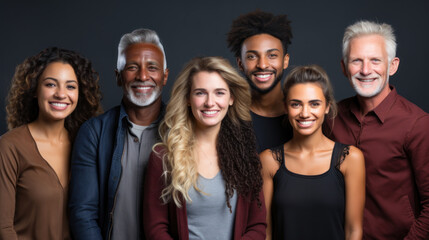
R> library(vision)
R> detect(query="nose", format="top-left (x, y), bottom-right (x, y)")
top-left (54, 86), bottom-right (66, 99)
top-left (204, 93), bottom-right (214, 107)
top-left (257, 56), bottom-right (269, 69)
top-left (299, 105), bottom-right (310, 118)
top-left (361, 60), bottom-right (372, 75)
top-left (137, 67), bottom-right (149, 81)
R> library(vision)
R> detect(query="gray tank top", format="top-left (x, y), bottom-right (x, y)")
top-left (187, 171), bottom-right (238, 240)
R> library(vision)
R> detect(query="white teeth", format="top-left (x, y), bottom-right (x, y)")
top-left (51, 103), bottom-right (67, 107)
top-left (299, 121), bottom-right (314, 126)
top-left (135, 86), bottom-right (152, 90)
top-left (256, 74), bottom-right (270, 78)
top-left (203, 110), bottom-right (218, 115)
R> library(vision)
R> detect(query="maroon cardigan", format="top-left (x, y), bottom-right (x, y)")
top-left (143, 146), bottom-right (267, 240)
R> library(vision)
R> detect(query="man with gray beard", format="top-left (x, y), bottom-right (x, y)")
top-left (325, 20), bottom-right (429, 239)
top-left (69, 28), bottom-right (168, 240)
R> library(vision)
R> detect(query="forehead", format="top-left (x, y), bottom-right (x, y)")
top-left (349, 34), bottom-right (387, 57)
top-left (191, 71), bottom-right (228, 89)
top-left (287, 83), bottom-right (325, 100)
top-left (241, 33), bottom-right (283, 54)
top-left (124, 43), bottom-right (164, 63)
top-left (40, 62), bottom-right (76, 78)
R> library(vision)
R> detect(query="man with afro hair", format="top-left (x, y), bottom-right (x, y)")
top-left (227, 10), bottom-right (293, 153)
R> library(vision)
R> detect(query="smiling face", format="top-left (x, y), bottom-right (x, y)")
top-left (119, 42), bottom-right (168, 107)
top-left (285, 83), bottom-right (329, 137)
top-left (344, 34), bottom-right (399, 100)
top-left (36, 62), bottom-right (79, 122)
top-left (238, 33), bottom-right (289, 94)
top-left (189, 71), bottom-right (234, 131)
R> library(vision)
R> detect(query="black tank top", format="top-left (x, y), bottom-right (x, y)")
top-left (271, 142), bottom-right (349, 240)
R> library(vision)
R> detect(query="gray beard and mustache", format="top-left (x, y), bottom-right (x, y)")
top-left (124, 81), bottom-right (161, 107)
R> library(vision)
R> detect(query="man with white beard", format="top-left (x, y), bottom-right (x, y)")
top-left (69, 28), bottom-right (168, 240)
top-left (325, 21), bottom-right (429, 239)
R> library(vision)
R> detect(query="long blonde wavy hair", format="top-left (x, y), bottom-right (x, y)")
top-left (157, 56), bottom-right (253, 207)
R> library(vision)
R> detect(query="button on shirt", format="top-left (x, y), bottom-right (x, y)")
top-left (325, 86), bottom-right (429, 239)
top-left (111, 119), bottom-right (160, 240)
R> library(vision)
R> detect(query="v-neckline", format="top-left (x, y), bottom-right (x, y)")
top-left (25, 124), bottom-right (68, 190)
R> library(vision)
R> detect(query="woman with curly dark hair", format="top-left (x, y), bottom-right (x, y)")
top-left (0, 47), bottom-right (102, 239)
top-left (143, 56), bottom-right (266, 239)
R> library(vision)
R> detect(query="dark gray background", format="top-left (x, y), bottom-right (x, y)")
top-left (1, 0), bottom-right (428, 135)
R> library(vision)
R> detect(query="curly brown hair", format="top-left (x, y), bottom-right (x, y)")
top-left (6, 47), bottom-right (102, 141)
top-left (227, 10), bottom-right (293, 58)
top-left (217, 115), bottom-right (262, 209)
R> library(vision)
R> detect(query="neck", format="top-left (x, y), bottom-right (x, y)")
top-left (251, 83), bottom-right (284, 117)
top-left (29, 117), bottom-right (68, 142)
top-left (124, 97), bottom-right (162, 126)
top-left (194, 124), bottom-right (220, 146)
top-left (289, 129), bottom-right (329, 151)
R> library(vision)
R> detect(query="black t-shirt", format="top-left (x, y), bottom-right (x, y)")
top-left (250, 111), bottom-right (292, 153)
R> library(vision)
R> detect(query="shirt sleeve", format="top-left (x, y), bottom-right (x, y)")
top-left (405, 114), bottom-right (429, 239)
top-left (68, 122), bottom-right (103, 240)
top-left (241, 190), bottom-right (267, 240)
top-left (0, 139), bottom-right (19, 240)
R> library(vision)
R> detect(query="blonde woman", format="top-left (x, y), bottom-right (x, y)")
top-left (143, 57), bottom-right (266, 239)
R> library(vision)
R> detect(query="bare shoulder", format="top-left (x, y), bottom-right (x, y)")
top-left (259, 148), bottom-right (281, 177)
top-left (341, 145), bottom-right (365, 174)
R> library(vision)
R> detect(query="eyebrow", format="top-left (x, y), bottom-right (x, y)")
top-left (43, 77), bottom-right (78, 84)
top-left (193, 88), bottom-right (228, 92)
top-left (245, 48), bottom-right (281, 54)
top-left (289, 99), bottom-right (322, 103)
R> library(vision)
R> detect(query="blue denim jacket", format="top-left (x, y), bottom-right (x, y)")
top-left (68, 103), bottom-right (164, 240)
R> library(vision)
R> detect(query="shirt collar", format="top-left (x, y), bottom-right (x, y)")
top-left (349, 85), bottom-right (398, 124)
top-left (120, 101), bottom-right (166, 128)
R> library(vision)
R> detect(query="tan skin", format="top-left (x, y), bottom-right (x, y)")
top-left (237, 34), bottom-right (289, 117)
top-left (27, 62), bottom-right (79, 188)
top-left (260, 83), bottom-right (365, 240)
top-left (116, 43), bottom-right (169, 126)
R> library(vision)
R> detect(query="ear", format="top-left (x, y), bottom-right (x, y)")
top-left (340, 59), bottom-right (348, 77)
top-left (236, 57), bottom-right (244, 72)
top-left (115, 69), bottom-right (122, 86)
top-left (283, 53), bottom-right (290, 70)
top-left (325, 103), bottom-right (331, 115)
top-left (163, 68), bottom-right (169, 86)
top-left (229, 95), bottom-right (234, 106)
top-left (389, 57), bottom-right (400, 76)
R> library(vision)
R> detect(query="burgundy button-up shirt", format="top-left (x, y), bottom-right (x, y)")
top-left (325, 86), bottom-right (429, 239)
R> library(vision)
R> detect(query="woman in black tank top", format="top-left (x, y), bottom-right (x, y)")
top-left (259, 65), bottom-right (365, 240)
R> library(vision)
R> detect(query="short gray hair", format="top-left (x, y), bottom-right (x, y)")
top-left (117, 28), bottom-right (167, 71)
top-left (342, 20), bottom-right (396, 63)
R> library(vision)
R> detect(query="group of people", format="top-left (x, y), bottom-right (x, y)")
top-left (0, 10), bottom-right (428, 240)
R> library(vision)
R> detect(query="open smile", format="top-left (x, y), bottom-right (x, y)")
top-left (49, 102), bottom-right (69, 110)
top-left (201, 110), bottom-right (220, 117)
top-left (296, 120), bottom-right (315, 128)
top-left (252, 70), bottom-right (275, 83)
